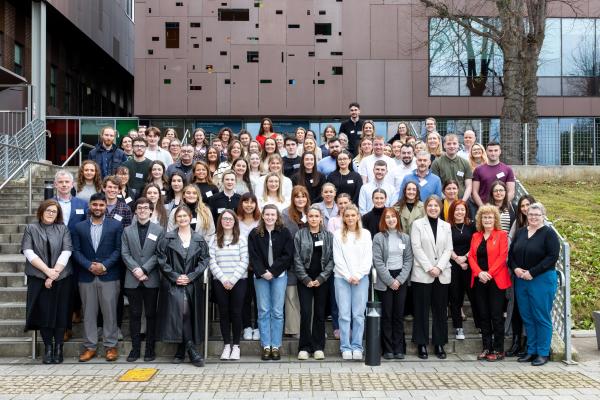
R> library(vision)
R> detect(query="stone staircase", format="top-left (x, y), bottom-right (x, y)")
top-left (0, 166), bottom-right (483, 361)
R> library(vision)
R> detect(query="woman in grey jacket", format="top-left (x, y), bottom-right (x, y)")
top-left (373, 207), bottom-right (413, 360)
top-left (294, 205), bottom-right (334, 360)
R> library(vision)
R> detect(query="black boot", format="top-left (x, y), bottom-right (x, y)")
top-left (506, 335), bottom-right (521, 357)
top-left (53, 344), bottom-right (64, 364)
top-left (186, 341), bottom-right (204, 367)
top-left (172, 343), bottom-right (186, 364)
top-left (43, 344), bottom-right (53, 364)
top-left (517, 336), bottom-right (528, 358)
top-left (144, 342), bottom-right (156, 362)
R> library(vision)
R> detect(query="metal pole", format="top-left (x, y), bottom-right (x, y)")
top-left (523, 123), bottom-right (529, 166)
top-left (28, 166), bottom-right (32, 214)
top-left (32, 330), bottom-right (37, 360)
top-left (562, 242), bottom-right (576, 364)
top-left (569, 124), bottom-right (574, 166)
top-left (204, 269), bottom-right (209, 360)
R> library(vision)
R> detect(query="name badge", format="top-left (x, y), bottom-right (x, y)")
top-left (309, 179), bottom-right (313, 184)
top-left (419, 179), bottom-right (428, 187)
top-left (75, 209), bottom-right (84, 215)
top-left (347, 179), bottom-right (354, 184)
top-left (125, 197), bottom-right (133, 204)
top-left (301, 215), bottom-right (307, 223)
top-left (357, 130), bottom-right (362, 136)
top-left (114, 214), bottom-right (123, 222)
top-left (135, 173), bottom-right (144, 179)
top-left (191, 218), bottom-right (197, 224)
top-left (117, 194), bottom-right (122, 198)
top-left (350, 130), bottom-right (355, 134)
top-left (218, 208), bottom-right (225, 214)
top-left (399, 243), bottom-right (406, 250)
top-left (205, 191), bottom-right (213, 198)
top-left (148, 233), bottom-right (158, 241)
top-left (293, 164), bottom-right (300, 169)
top-left (314, 240), bottom-right (323, 247)
top-left (496, 172), bottom-right (505, 179)
top-left (457, 171), bottom-right (464, 177)
top-left (161, 190), bottom-right (166, 196)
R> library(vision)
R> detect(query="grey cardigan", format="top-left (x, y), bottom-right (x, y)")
top-left (293, 227), bottom-right (335, 285)
top-left (372, 230), bottom-right (413, 291)
top-left (21, 222), bottom-right (73, 280)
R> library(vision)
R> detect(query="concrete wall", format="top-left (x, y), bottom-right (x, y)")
top-left (513, 166), bottom-right (600, 182)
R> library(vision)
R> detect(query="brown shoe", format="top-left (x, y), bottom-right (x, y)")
top-left (72, 310), bottom-right (82, 324)
top-left (105, 347), bottom-right (119, 362)
top-left (79, 349), bottom-right (97, 362)
top-left (63, 329), bottom-right (73, 342)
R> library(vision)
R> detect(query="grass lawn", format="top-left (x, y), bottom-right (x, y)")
top-left (522, 179), bottom-right (600, 329)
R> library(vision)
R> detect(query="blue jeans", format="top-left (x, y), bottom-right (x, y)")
top-left (515, 269), bottom-right (557, 357)
top-left (254, 272), bottom-right (287, 349)
top-left (334, 276), bottom-right (369, 352)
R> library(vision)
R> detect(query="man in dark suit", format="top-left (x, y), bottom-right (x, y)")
top-left (72, 193), bottom-right (123, 362)
top-left (121, 197), bottom-right (164, 362)
top-left (53, 169), bottom-right (88, 340)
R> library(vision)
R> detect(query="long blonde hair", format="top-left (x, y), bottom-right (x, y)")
top-left (182, 184), bottom-right (213, 231)
top-left (262, 172), bottom-right (284, 203)
top-left (426, 131), bottom-right (443, 157)
top-left (469, 143), bottom-right (488, 170)
top-left (341, 204), bottom-right (362, 243)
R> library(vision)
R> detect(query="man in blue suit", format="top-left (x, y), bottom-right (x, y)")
top-left (53, 170), bottom-right (88, 340)
top-left (72, 193), bottom-right (123, 362)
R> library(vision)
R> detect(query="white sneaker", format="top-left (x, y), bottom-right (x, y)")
top-left (229, 345), bottom-right (240, 360)
top-left (297, 350), bottom-right (309, 360)
top-left (342, 351), bottom-right (353, 360)
top-left (252, 328), bottom-right (260, 341)
top-left (117, 328), bottom-right (123, 341)
top-left (220, 344), bottom-right (231, 360)
top-left (456, 328), bottom-right (465, 340)
top-left (314, 350), bottom-right (325, 360)
top-left (243, 327), bottom-right (253, 341)
top-left (352, 350), bottom-right (363, 360)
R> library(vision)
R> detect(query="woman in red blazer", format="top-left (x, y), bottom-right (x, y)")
top-left (468, 204), bottom-right (511, 362)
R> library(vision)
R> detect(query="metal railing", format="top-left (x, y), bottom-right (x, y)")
top-left (0, 110), bottom-right (27, 135)
top-left (182, 128), bottom-right (190, 145)
top-left (61, 142), bottom-right (95, 168)
top-left (514, 180), bottom-right (575, 364)
top-left (0, 119), bottom-right (48, 179)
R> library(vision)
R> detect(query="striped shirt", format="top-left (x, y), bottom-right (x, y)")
top-left (209, 236), bottom-right (249, 285)
top-left (500, 210), bottom-right (511, 233)
top-left (90, 218), bottom-right (105, 252)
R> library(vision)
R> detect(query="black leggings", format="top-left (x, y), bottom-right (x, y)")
top-left (242, 275), bottom-right (257, 329)
top-left (40, 327), bottom-right (64, 346)
top-left (213, 279), bottom-right (247, 345)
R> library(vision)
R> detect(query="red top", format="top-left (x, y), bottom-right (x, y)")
top-left (468, 229), bottom-right (511, 289)
top-left (256, 133), bottom-right (277, 148)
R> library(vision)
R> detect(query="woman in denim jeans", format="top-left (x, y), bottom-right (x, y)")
top-left (332, 204), bottom-right (373, 361)
top-left (248, 204), bottom-right (294, 361)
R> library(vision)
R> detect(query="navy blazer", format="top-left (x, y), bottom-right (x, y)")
top-left (72, 217), bottom-right (123, 282)
top-left (54, 196), bottom-right (88, 233)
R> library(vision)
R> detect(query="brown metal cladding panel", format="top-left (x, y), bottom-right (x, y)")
top-left (134, 7), bottom-right (147, 60)
top-left (258, 45), bottom-right (287, 115)
top-left (411, 15), bottom-right (428, 60)
top-left (440, 98), bottom-right (470, 117)
top-left (145, 59), bottom-right (161, 116)
top-left (172, 19), bottom-right (190, 60)
top-left (202, 0), bottom-right (220, 17)
top-left (143, 0), bottom-right (159, 17)
top-left (427, 98), bottom-right (442, 116)
top-left (314, 1), bottom-right (342, 60)
top-left (202, 18), bottom-right (231, 73)
top-left (371, 5), bottom-right (398, 59)
top-left (134, 59), bottom-right (147, 115)
top-left (187, 18), bottom-right (203, 72)
top-left (230, 45), bottom-right (259, 115)
top-left (384, 60), bottom-right (412, 115)
top-left (357, 60), bottom-right (385, 116)
top-left (230, 5), bottom-right (259, 45)
top-left (159, 61), bottom-right (188, 115)
top-left (286, 46), bottom-right (315, 116)
top-left (187, 73), bottom-right (218, 115)
top-left (217, 73), bottom-right (232, 115)
top-left (315, 60), bottom-right (343, 116)
top-left (467, 97), bottom-right (502, 116)
top-left (563, 98), bottom-right (593, 116)
top-left (144, 17), bottom-right (166, 59)
top-left (159, 1), bottom-right (188, 17)
top-left (342, 60), bottom-right (357, 109)
top-left (410, 59), bottom-right (429, 116)
top-left (589, 0), bottom-right (600, 17)
top-left (342, 0), bottom-right (371, 59)
top-left (536, 98), bottom-right (564, 116)
top-left (397, 5), bottom-right (412, 59)
top-left (258, 2), bottom-right (287, 45)
top-left (188, 1), bottom-right (203, 16)
top-left (286, 0), bottom-right (315, 46)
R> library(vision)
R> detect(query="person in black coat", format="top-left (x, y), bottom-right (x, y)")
top-left (361, 188), bottom-right (388, 238)
top-left (326, 150), bottom-right (362, 205)
top-left (291, 152), bottom-right (325, 204)
top-left (157, 205), bottom-right (210, 367)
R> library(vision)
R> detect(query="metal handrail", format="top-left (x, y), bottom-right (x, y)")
top-left (61, 143), bottom-right (95, 167)
top-left (204, 268), bottom-right (209, 360)
top-left (0, 129), bottom-right (50, 151)
top-left (182, 128), bottom-right (190, 145)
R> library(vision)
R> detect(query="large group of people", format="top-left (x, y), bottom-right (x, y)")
top-left (22, 104), bottom-right (560, 367)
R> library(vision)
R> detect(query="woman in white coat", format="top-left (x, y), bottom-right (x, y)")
top-left (410, 195), bottom-right (453, 360)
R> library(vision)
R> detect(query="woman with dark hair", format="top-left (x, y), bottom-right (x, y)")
top-left (238, 129), bottom-right (252, 154)
top-left (22, 199), bottom-right (73, 364)
top-left (75, 160), bottom-right (102, 202)
top-left (291, 152), bottom-right (325, 203)
top-left (320, 125), bottom-right (337, 158)
top-left (167, 185), bottom-right (215, 243)
top-left (209, 210), bottom-right (249, 361)
top-left (373, 207), bottom-right (413, 359)
top-left (294, 205), bottom-right (334, 360)
top-left (442, 180), bottom-right (460, 221)
top-left (410, 195), bottom-right (453, 360)
top-left (192, 128), bottom-right (209, 161)
top-left (361, 188), bottom-right (387, 238)
top-left (191, 161), bottom-right (219, 204)
top-left (256, 117), bottom-right (277, 148)
top-left (393, 181), bottom-right (424, 235)
top-left (326, 150), bottom-right (362, 204)
top-left (165, 171), bottom-right (186, 215)
top-left (205, 147), bottom-right (220, 178)
top-left (447, 200), bottom-right (477, 341)
top-left (313, 183), bottom-right (338, 229)
top-left (248, 205), bottom-right (294, 361)
top-left (115, 166), bottom-right (138, 209)
top-left (469, 205), bottom-right (511, 362)
top-left (147, 160), bottom-right (169, 193)
top-left (231, 158), bottom-right (253, 195)
top-left (260, 137), bottom-right (278, 173)
top-left (218, 127), bottom-right (234, 157)
top-left (120, 135), bottom-right (133, 158)
top-left (157, 205), bottom-right (210, 367)
top-left (141, 183), bottom-right (169, 228)
top-left (387, 121), bottom-right (412, 144)
top-left (214, 140), bottom-right (244, 187)
top-left (237, 193), bottom-right (261, 341)
top-left (489, 181), bottom-right (515, 232)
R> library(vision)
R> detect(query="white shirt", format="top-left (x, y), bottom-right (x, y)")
top-left (333, 229), bottom-right (373, 280)
top-left (358, 154), bottom-right (396, 185)
top-left (252, 174), bottom-right (293, 203)
top-left (145, 147), bottom-right (174, 166)
top-left (358, 180), bottom-right (396, 215)
top-left (390, 159), bottom-right (417, 190)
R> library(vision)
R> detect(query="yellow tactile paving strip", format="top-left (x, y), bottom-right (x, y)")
top-left (0, 371), bottom-right (598, 394)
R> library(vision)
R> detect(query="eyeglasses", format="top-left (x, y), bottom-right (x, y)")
top-left (493, 189), bottom-right (505, 193)
top-left (44, 209), bottom-right (58, 214)
top-left (136, 206), bottom-right (151, 211)
top-left (221, 217), bottom-right (235, 222)
top-left (528, 213), bottom-right (543, 217)
top-left (133, 144), bottom-right (146, 148)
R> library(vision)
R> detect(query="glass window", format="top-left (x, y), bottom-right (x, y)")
top-left (50, 66), bottom-right (57, 107)
top-left (561, 18), bottom-right (595, 77)
top-left (14, 43), bottom-right (23, 76)
top-left (538, 18), bottom-right (561, 76)
top-left (429, 19), bottom-right (460, 77)
top-left (165, 22), bottom-right (180, 49)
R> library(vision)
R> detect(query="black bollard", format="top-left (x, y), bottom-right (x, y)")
top-left (365, 300), bottom-right (382, 366)
top-left (44, 180), bottom-right (54, 200)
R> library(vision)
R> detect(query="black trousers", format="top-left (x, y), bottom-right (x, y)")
top-left (212, 279), bottom-right (247, 345)
top-left (297, 281), bottom-right (329, 352)
top-left (474, 279), bottom-right (506, 352)
top-left (412, 279), bottom-right (448, 346)
top-left (377, 280), bottom-right (408, 354)
top-left (242, 274), bottom-right (258, 329)
top-left (40, 328), bottom-right (64, 346)
top-left (449, 264), bottom-right (478, 329)
top-left (124, 286), bottom-right (159, 349)
top-left (510, 275), bottom-right (523, 337)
